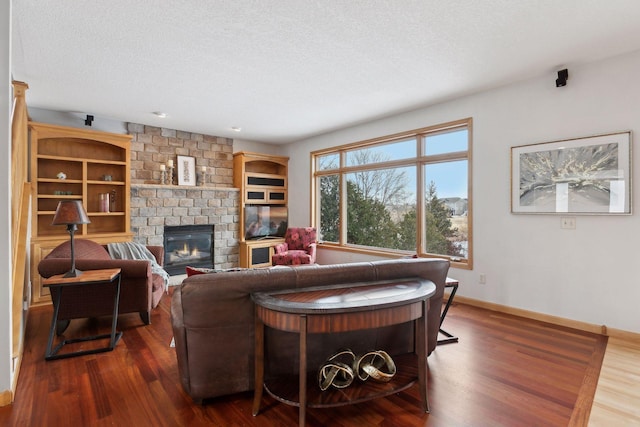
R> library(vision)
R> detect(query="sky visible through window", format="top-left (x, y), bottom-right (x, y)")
top-left (425, 161), bottom-right (467, 198)
top-left (369, 130), bottom-right (468, 200)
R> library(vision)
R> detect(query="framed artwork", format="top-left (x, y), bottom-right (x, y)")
top-left (177, 155), bottom-right (196, 186)
top-left (511, 131), bottom-right (632, 214)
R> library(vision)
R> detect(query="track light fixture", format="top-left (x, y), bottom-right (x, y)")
top-left (556, 69), bottom-right (568, 87)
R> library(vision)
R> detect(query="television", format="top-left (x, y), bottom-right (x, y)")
top-left (244, 205), bottom-right (288, 240)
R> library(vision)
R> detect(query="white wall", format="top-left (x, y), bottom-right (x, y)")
top-left (28, 107), bottom-right (128, 134)
top-left (283, 49), bottom-right (640, 333)
top-left (1, 0), bottom-right (13, 395)
top-left (233, 138), bottom-right (285, 156)
top-left (27, 109), bottom-right (288, 158)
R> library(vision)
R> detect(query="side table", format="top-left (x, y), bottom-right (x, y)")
top-left (252, 278), bottom-right (436, 427)
top-left (438, 277), bottom-right (459, 345)
top-left (43, 268), bottom-right (123, 361)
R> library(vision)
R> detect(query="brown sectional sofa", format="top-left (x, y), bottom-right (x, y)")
top-left (171, 257), bottom-right (450, 402)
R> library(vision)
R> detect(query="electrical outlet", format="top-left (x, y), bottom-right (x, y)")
top-left (479, 274), bottom-right (486, 284)
top-left (561, 216), bottom-right (576, 229)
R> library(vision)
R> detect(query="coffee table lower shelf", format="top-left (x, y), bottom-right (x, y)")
top-left (263, 353), bottom-right (418, 408)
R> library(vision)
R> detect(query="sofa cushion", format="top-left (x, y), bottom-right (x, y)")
top-left (271, 250), bottom-right (313, 265)
top-left (46, 239), bottom-right (111, 260)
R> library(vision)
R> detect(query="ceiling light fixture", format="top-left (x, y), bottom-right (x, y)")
top-left (153, 111), bottom-right (167, 118)
top-left (231, 127), bottom-right (242, 132)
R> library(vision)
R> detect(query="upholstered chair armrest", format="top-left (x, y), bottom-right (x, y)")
top-left (274, 242), bottom-right (289, 254)
top-left (307, 242), bottom-right (317, 263)
top-left (38, 258), bottom-right (152, 279)
top-left (146, 246), bottom-right (165, 266)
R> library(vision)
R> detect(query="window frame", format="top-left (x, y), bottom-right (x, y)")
top-left (311, 117), bottom-right (473, 270)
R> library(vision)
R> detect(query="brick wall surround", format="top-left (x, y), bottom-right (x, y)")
top-left (127, 122), bottom-right (234, 186)
top-left (127, 123), bottom-right (239, 269)
top-left (130, 185), bottom-right (239, 269)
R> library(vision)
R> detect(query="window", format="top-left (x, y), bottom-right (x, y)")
top-left (312, 118), bottom-right (472, 268)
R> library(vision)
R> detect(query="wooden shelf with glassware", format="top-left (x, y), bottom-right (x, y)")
top-left (29, 122), bottom-right (134, 305)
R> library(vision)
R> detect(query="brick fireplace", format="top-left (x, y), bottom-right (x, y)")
top-left (127, 123), bottom-right (240, 270)
top-left (130, 185), bottom-right (240, 270)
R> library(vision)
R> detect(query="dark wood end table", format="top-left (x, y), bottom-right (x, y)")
top-left (43, 268), bottom-right (123, 361)
top-left (251, 278), bottom-right (436, 427)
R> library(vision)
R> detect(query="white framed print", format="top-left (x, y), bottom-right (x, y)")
top-left (177, 155), bottom-right (196, 186)
top-left (511, 131), bottom-right (631, 214)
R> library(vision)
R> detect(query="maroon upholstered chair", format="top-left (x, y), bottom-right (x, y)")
top-left (271, 227), bottom-right (317, 265)
top-left (38, 239), bottom-right (166, 332)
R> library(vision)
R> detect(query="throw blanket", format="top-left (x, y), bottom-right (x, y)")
top-left (107, 242), bottom-right (170, 292)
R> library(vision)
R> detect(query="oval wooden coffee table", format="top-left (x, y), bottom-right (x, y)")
top-left (251, 278), bottom-right (437, 427)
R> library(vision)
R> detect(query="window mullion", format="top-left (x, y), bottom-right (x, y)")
top-left (339, 152), bottom-right (347, 245)
top-left (416, 136), bottom-right (425, 254)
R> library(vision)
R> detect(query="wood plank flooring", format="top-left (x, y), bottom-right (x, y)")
top-left (0, 289), bottom-right (610, 426)
top-left (588, 338), bottom-right (640, 425)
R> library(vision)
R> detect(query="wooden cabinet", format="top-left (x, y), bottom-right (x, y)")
top-left (239, 239), bottom-right (284, 269)
top-left (233, 152), bottom-right (289, 268)
top-left (29, 122), bottom-right (133, 305)
top-left (234, 151), bottom-right (288, 207)
top-left (29, 241), bottom-right (59, 304)
top-left (244, 174), bottom-right (287, 203)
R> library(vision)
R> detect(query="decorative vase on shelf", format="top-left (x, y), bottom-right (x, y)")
top-left (99, 193), bottom-right (110, 213)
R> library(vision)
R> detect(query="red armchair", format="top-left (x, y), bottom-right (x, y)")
top-left (271, 227), bottom-right (317, 265)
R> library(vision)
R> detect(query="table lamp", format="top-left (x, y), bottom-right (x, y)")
top-left (51, 200), bottom-right (91, 278)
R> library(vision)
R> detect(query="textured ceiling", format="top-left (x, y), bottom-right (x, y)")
top-left (12, 1), bottom-right (640, 143)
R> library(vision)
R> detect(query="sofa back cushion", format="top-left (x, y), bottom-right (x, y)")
top-left (46, 238), bottom-right (111, 260)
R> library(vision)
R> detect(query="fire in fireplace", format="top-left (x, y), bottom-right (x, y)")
top-left (163, 225), bottom-right (214, 275)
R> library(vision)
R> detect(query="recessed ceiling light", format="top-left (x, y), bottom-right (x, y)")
top-left (153, 112), bottom-right (167, 118)
top-left (231, 127), bottom-right (242, 132)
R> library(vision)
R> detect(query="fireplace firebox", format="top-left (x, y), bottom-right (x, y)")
top-left (163, 225), bottom-right (214, 275)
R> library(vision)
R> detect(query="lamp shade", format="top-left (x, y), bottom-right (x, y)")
top-left (51, 200), bottom-right (91, 226)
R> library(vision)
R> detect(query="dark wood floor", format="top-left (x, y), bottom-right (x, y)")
top-left (0, 288), bottom-right (606, 426)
